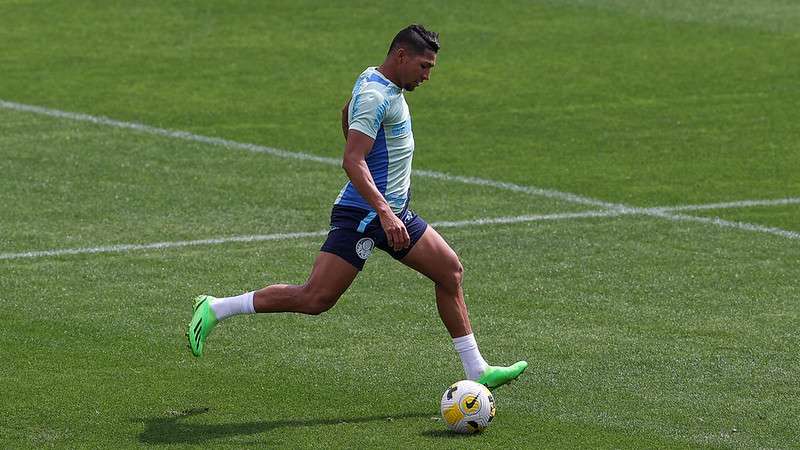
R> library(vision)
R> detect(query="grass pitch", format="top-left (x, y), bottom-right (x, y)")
top-left (1, 1), bottom-right (799, 448)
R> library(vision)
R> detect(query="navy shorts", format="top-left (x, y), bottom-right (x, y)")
top-left (321, 205), bottom-right (429, 271)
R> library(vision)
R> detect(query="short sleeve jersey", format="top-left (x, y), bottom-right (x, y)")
top-left (334, 67), bottom-right (414, 215)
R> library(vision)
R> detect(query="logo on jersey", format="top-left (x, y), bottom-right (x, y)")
top-left (355, 238), bottom-right (375, 260)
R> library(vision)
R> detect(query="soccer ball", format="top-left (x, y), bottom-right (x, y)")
top-left (440, 380), bottom-right (496, 433)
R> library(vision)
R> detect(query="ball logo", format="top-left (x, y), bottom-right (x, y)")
top-left (440, 380), bottom-right (494, 434)
top-left (355, 237), bottom-right (375, 260)
top-left (459, 394), bottom-right (481, 415)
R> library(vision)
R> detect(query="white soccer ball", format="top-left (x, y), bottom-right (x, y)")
top-left (440, 380), bottom-right (496, 433)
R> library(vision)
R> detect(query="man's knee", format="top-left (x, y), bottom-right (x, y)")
top-left (302, 286), bottom-right (340, 315)
top-left (438, 261), bottom-right (464, 293)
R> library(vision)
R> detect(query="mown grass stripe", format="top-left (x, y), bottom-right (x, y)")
top-left (0, 99), bottom-right (615, 209)
top-left (3, 202), bottom-right (798, 261)
top-left (2, 99), bottom-right (797, 247)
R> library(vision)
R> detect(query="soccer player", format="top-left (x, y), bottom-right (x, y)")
top-left (187, 24), bottom-right (527, 389)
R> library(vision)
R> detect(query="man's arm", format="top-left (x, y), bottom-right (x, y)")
top-left (341, 99), bottom-right (351, 141)
top-left (342, 129), bottom-right (410, 251)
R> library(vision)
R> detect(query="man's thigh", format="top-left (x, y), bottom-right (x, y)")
top-left (306, 251), bottom-right (360, 298)
top-left (399, 226), bottom-right (461, 284)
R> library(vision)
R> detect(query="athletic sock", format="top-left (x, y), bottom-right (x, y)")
top-left (452, 333), bottom-right (489, 381)
top-left (209, 291), bottom-right (255, 321)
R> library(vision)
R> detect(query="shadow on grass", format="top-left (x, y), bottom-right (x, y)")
top-left (420, 429), bottom-right (483, 439)
top-left (137, 407), bottom-right (432, 444)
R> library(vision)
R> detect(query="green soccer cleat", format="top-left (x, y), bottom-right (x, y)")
top-left (186, 295), bottom-right (218, 357)
top-left (477, 361), bottom-right (528, 390)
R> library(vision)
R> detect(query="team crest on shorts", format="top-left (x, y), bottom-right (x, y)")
top-left (355, 237), bottom-right (375, 260)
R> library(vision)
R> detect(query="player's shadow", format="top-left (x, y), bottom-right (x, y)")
top-left (420, 429), bottom-right (484, 439)
top-left (137, 407), bottom-right (431, 445)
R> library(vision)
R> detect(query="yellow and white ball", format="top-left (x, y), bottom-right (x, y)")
top-left (440, 380), bottom-right (496, 433)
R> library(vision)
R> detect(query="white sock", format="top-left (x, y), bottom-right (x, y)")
top-left (210, 291), bottom-right (255, 321)
top-left (453, 333), bottom-right (489, 380)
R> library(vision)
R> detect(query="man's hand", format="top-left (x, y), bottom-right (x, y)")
top-left (378, 208), bottom-right (410, 251)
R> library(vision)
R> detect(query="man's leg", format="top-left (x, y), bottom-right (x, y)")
top-left (400, 226), bottom-right (527, 389)
top-left (400, 226), bottom-right (470, 338)
top-left (187, 252), bottom-right (359, 356)
top-left (252, 251), bottom-right (359, 315)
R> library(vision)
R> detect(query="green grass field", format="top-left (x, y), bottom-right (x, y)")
top-left (1, 1), bottom-right (799, 448)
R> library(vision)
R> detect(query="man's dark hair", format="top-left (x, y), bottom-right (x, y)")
top-left (388, 24), bottom-right (440, 55)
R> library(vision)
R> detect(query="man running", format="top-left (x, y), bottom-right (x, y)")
top-left (187, 24), bottom-right (527, 389)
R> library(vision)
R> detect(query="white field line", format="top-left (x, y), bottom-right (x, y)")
top-left (652, 197), bottom-right (800, 212)
top-left (639, 199), bottom-right (800, 240)
top-left (412, 169), bottom-right (618, 209)
top-left (0, 231), bottom-right (330, 260)
top-left (2, 99), bottom-right (798, 245)
top-left (3, 200), bottom-right (799, 260)
top-left (0, 100), bottom-right (342, 165)
top-left (645, 210), bottom-right (800, 240)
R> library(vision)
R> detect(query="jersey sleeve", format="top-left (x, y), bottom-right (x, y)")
top-left (348, 89), bottom-right (389, 139)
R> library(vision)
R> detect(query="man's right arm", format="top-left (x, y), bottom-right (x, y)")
top-left (341, 129), bottom-right (410, 251)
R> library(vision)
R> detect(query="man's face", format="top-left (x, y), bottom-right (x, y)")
top-left (398, 48), bottom-right (437, 91)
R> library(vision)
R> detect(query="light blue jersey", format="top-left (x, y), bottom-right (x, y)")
top-left (334, 67), bottom-right (414, 226)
